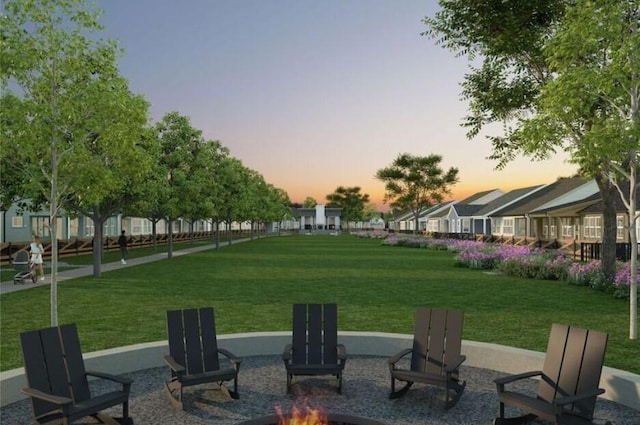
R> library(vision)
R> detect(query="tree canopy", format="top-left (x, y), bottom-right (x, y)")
top-left (426, 0), bottom-right (639, 338)
top-left (325, 186), bottom-right (370, 230)
top-left (375, 153), bottom-right (459, 234)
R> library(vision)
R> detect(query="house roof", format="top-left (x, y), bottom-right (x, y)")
top-left (420, 201), bottom-right (457, 219)
top-left (491, 176), bottom-right (589, 217)
top-left (473, 185), bottom-right (545, 217)
top-left (458, 189), bottom-right (504, 204)
top-left (579, 180), bottom-right (640, 214)
top-left (454, 204), bottom-right (485, 217)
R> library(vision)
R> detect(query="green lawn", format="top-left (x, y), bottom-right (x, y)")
top-left (0, 234), bottom-right (637, 373)
top-left (0, 239), bottom-right (224, 282)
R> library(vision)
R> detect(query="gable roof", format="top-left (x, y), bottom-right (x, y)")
top-left (419, 200), bottom-right (457, 219)
top-left (579, 180), bottom-right (640, 214)
top-left (458, 189), bottom-right (504, 204)
top-left (474, 185), bottom-right (545, 216)
top-left (491, 176), bottom-right (589, 217)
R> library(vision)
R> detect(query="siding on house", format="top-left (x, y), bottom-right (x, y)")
top-left (490, 176), bottom-right (590, 238)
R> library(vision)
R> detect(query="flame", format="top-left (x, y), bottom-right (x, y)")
top-left (276, 404), bottom-right (328, 425)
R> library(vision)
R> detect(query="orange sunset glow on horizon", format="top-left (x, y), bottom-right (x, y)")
top-left (97, 0), bottom-right (578, 209)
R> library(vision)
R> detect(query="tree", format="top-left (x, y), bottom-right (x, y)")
top-left (216, 157), bottom-right (250, 246)
top-left (0, 0), bottom-right (146, 324)
top-left (325, 186), bottom-right (370, 231)
top-left (303, 197), bottom-right (318, 208)
top-left (153, 112), bottom-right (206, 258)
top-left (424, 0), bottom-right (621, 283)
top-left (375, 153), bottom-right (459, 234)
top-left (519, 0), bottom-right (639, 338)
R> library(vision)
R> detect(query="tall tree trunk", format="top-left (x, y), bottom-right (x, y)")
top-left (91, 209), bottom-right (104, 278)
top-left (215, 219), bottom-right (220, 250)
top-left (596, 177), bottom-right (618, 281)
top-left (627, 151), bottom-right (638, 340)
top-left (167, 218), bottom-right (173, 259)
top-left (152, 219), bottom-right (158, 251)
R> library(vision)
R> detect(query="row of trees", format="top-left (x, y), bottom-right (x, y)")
top-left (425, 0), bottom-right (639, 339)
top-left (0, 0), bottom-right (291, 324)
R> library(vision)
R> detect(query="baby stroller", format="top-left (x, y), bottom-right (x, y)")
top-left (12, 249), bottom-right (37, 284)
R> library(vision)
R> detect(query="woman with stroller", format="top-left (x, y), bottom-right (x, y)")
top-left (30, 235), bottom-right (45, 281)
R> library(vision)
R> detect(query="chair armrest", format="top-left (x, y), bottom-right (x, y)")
top-left (554, 387), bottom-right (605, 407)
top-left (494, 370), bottom-right (543, 386)
top-left (387, 348), bottom-right (413, 365)
top-left (163, 354), bottom-right (186, 374)
top-left (336, 344), bottom-right (347, 364)
top-left (444, 355), bottom-right (466, 373)
top-left (218, 348), bottom-right (242, 366)
top-left (86, 370), bottom-right (133, 386)
top-left (282, 343), bottom-right (293, 361)
top-left (22, 387), bottom-right (72, 406)
top-left (337, 344), bottom-right (347, 360)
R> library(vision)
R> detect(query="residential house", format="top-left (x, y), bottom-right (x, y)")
top-left (490, 176), bottom-right (591, 243)
top-left (431, 189), bottom-right (504, 234)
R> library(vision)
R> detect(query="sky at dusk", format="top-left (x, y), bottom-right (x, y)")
top-left (97, 0), bottom-right (577, 209)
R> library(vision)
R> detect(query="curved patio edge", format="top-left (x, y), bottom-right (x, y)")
top-left (1, 331), bottom-right (638, 411)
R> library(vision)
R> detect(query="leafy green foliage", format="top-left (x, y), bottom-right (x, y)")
top-left (375, 153), bottom-right (459, 233)
top-left (325, 186), bottom-right (370, 228)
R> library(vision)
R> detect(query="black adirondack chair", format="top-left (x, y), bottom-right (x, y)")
top-left (20, 324), bottom-right (132, 425)
top-left (494, 323), bottom-right (609, 425)
top-left (163, 307), bottom-right (242, 409)
top-left (282, 303), bottom-right (347, 394)
top-left (388, 307), bottom-right (467, 409)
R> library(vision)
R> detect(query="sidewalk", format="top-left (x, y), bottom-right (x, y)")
top-left (0, 239), bottom-right (247, 295)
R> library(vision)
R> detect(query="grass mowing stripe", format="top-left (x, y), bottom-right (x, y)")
top-left (0, 234), bottom-right (637, 373)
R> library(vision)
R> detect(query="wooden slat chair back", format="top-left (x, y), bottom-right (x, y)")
top-left (167, 307), bottom-right (221, 377)
top-left (282, 303), bottom-right (347, 394)
top-left (20, 324), bottom-right (132, 425)
top-left (494, 323), bottom-right (609, 425)
top-left (388, 308), bottom-right (467, 409)
top-left (164, 307), bottom-right (241, 409)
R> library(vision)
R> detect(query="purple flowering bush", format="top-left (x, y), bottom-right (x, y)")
top-left (356, 232), bottom-right (635, 299)
top-left (381, 234), bottom-right (429, 248)
top-left (495, 248), bottom-right (572, 280)
top-left (454, 245), bottom-right (498, 269)
top-left (567, 260), bottom-right (605, 287)
top-left (613, 262), bottom-right (640, 299)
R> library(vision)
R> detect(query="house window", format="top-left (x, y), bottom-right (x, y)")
top-left (462, 219), bottom-right (470, 233)
top-left (502, 218), bottom-right (514, 235)
top-left (550, 225), bottom-right (556, 238)
top-left (543, 225), bottom-right (548, 237)
top-left (84, 218), bottom-right (95, 237)
top-left (68, 218), bottom-right (79, 237)
top-left (583, 216), bottom-right (602, 239)
top-left (104, 217), bottom-right (118, 236)
top-left (31, 216), bottom-right (49, 237)
top-left (12, 216), bottom-right (23, 228)
top-left (561, 224), bottom-right (573, 238)
top-left (132, 218), bottom-right (143, 235)
top-left (516, 218), bottom-right (526, 236)
top-left (616, 215), bottom-right (625, 240)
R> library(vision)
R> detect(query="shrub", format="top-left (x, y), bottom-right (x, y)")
top-left (566, 260), bottom-right (603, 287)
top-left (613, 262), bottom-right (640, 299)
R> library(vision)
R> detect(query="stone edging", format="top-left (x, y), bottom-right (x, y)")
top-left (1, 331), bottom-right (638, 410)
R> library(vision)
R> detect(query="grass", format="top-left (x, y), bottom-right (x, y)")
top-left (0, 239), bottom-right (225, 282)
top-left (0, 234), bottom-right (638, 373)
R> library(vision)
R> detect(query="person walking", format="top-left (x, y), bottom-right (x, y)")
top-left (118, 230), bottom-right (128, 265)
top-left (30, 235), bottom-right (46, 281)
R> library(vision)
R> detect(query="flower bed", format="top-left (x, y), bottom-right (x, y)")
top-left (355, 232), bottom-right (638, 300)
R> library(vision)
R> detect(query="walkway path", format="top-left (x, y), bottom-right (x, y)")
top-left (0, 239), bottom-right (250, 295)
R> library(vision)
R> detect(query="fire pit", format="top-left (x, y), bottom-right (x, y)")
top-left (237, 405), bottom-right (385, 425)
top-left (237, 413), bottom-right (385, 425)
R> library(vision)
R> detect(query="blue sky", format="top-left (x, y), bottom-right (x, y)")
top-left (96, 0), bottom-right (576, 207)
